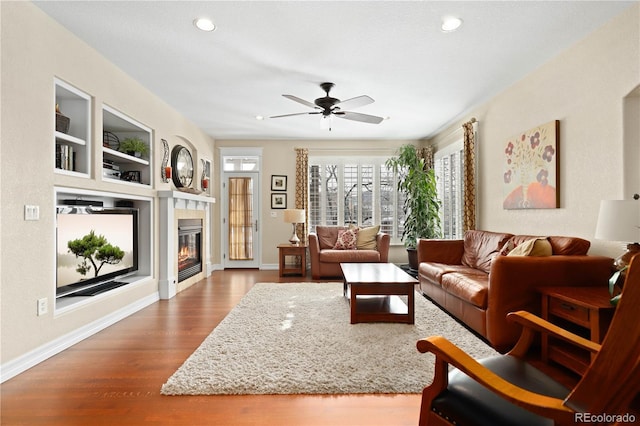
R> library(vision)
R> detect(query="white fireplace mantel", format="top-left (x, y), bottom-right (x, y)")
top-left (158, 190), bottom-right (215, 299)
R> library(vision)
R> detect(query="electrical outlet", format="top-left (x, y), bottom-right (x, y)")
top-left (271, 211), bottom-right (277, 218)
top-left (37, 298), bottom-right (48, 316)
top-left (24, 205), bottom-right (40, 221)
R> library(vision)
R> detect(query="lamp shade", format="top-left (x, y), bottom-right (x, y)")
top-left (283, 209), bottom-right (305, 224)
top-left (595, 200), bottom-right (640, 243)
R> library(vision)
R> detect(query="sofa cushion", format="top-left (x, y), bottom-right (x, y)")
top-left (316, 226), bottom-right (348, 250)
top-left (441, 271), bottom-right (489, 309)
top-left (507, 237), bottom-right (552, 257)
top-left (319, 249), bottom-right (381, 263)
top-left (419, 263), bottom-right (481, 286)
top-left (549, 236), bottom-right (590, 255)
top-left (510, 235), bottom-right (590, 255)
top-left (355, 225), bottom-right (380, 250)
top-left (461, 230), bottom-right (513, 274)
top-left (333, 228), bottom-right (358, 250)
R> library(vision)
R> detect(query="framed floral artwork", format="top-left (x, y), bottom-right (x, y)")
top-left (503, 120), bottom-right (559, 209)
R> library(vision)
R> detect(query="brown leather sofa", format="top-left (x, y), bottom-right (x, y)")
top-left (417, 230), bottom-right (613, 352)
top-left (309, 225), bottom-right (390, 279)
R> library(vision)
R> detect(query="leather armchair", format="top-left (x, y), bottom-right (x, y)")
top-left (309, 226), bottom-right (390, 279)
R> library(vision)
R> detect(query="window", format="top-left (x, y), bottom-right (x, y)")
top-left (309, 156), bottom-right (406, 243)
top-left (435, 142), bottom-right (464, 239)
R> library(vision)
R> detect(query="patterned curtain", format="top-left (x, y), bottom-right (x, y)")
top-left (462, 118), bottom-right (477, 231)
top-left (295, 148), bottom-right (309, 244)
top-left (417, 145), bottom-right (434, 170)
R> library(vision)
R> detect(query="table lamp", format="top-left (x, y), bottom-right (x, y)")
top-left (595, 199), bottom-right (640, 270)
top-left (283, 209), bottom-right (305, 245)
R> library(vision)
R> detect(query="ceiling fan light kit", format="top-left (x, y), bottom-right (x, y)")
top-left (270, 82), bottom-right (384, 130)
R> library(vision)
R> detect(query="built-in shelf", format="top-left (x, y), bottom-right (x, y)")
top-left (102, 105), bottom-right (152, 187)
top-left (54, 78), bottom-right (91, 176)
top-left (103, 147), bottom-right (150, 165)
top-left (55, 131), bottom-right (86, 146)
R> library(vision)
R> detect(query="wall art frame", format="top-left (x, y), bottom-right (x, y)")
top-left (503, 120), bottom-right (559, 209)
top-left (271, 175), bottom-right (287, 191)
top-left (271, 193), bottom-right (287, 209)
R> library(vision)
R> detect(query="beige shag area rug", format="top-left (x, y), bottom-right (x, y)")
top-left (161, 282), bottom-right (497, 395)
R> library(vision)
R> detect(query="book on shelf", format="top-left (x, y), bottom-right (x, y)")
top-left (56, 144), bottom-right (75, 171)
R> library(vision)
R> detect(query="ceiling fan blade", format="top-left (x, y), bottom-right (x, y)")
top-left (270, 112), bottom-right (321, 119)
top-left (335, 95), bottom-right (374, 110)
top-left (282, 94), bottom-right (319, 109)
top-left (334, 111), bottom-right (384, 124)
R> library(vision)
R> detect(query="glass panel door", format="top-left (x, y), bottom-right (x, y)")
top-left (223, 174), bottom-right (260, 268)
top-left (229, 177), bottom-right (253, 260)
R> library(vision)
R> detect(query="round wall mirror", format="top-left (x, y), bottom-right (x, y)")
top-left (171, 145), bottom-right (194, 188)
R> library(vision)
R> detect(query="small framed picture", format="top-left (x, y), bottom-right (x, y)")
top-left (271, 193), bottom-right (287, 209)
top-left (271, 175), bottom-right (287, 191)
top-left (121, 170), bottom-right (141, 183)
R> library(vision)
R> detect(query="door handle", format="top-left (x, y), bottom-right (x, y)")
top-left (255, 220), bottom-right (259, 232)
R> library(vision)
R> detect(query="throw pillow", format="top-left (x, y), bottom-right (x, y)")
top-left (507, 237), bottom-right (552, 257)
top-left (333, 228), bottom-right (359, 250)
top-left (355, 225), bottom-right (380, 250)
top-left (498, 239), bottom-right (517, 256)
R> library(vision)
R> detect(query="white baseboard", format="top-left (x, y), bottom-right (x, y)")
top-left (0, 292), bottom-right (159, 383)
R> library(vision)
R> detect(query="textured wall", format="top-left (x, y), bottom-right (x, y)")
top-left (429, 4), bottom-right (639, 258)
top-left (1, 3), bottom-right (214, 364)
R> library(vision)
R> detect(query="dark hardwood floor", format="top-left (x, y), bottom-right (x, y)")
top-left (1, 270), bottom-right (422, 425)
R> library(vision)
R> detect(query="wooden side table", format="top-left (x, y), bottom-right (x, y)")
top-left (538, 286), bottom-right (615, 375)
top-left (277, 244), bottom-right (307, 277)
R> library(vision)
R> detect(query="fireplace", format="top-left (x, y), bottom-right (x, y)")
top-left (177, 219), bottom-right (202, 282)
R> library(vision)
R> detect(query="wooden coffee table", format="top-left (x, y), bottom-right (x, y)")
top-left (340, 263), bottom-right (418, 324)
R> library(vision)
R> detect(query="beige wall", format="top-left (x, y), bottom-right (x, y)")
top-left (1, 3), bottom-right (214, 364)
top-left (429, 4), bottom-right (639, 258)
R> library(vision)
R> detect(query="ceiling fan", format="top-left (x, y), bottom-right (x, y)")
top-left (270, 82), bottom-right (384, 127)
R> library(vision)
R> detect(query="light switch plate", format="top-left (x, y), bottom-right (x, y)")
top-left (25, 205), bottom-right (40, 221)
top-left (37, 298), bottom-right (48, 316)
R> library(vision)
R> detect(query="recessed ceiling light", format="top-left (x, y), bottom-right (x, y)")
top-left (255, 115), bottom-right (265, 121)
top-left (441, 16), bottom-right (463, 33)
top-left (194, 17), bottom-right (216, 32)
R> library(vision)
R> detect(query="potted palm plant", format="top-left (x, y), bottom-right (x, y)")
top-left (386, 144), bottom-right (441, 270)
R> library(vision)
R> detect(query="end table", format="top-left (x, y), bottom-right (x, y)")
top-left (277, 244), bottom-right (307, 277)
top-left (538, 286), bottom-right (615, 375)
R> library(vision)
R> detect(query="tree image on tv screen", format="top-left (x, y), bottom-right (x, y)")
top-left (67, 230), bottom-right (125, 277)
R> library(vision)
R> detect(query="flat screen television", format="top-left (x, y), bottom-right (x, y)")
top-left (56, 206), bottom-right (138, 297)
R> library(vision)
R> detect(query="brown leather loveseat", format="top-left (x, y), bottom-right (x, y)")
top-left (309, 225), bottom-right (390, 279)
top-left (417, 230), bottom-right (613, 352)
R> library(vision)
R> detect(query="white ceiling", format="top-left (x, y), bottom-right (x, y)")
top-left (34, 1), bottom-right (636, 141)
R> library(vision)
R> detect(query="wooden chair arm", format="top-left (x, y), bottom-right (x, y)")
top-left (417, 336), bottom-right (575, 421)
top-left (506, 311), bottom-right (601, 357)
